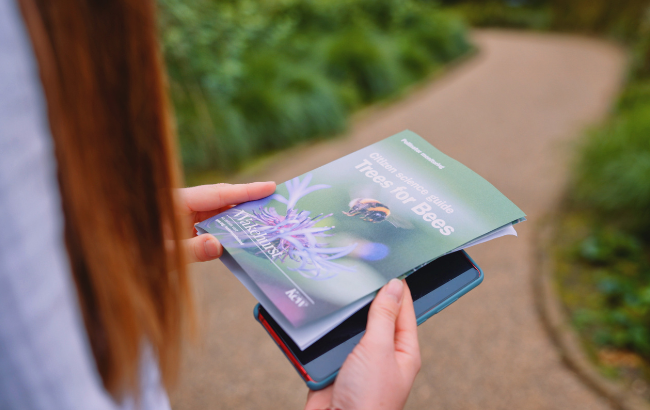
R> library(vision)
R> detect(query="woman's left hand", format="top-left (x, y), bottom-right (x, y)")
top-left (178, 181), bottom-right (276, 263)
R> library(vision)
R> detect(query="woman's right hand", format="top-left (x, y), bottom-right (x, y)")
top-left (304, 279), bottom-right (421, 410)
top-left (177, 181), bottom-right (276, 263)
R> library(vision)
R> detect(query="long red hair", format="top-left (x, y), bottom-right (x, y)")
top-left (18, 0), bottom-right (193, 398)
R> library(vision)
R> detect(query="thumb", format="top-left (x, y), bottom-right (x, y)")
top-left (183, 234), bottom-right (223, 263)
top-left (363, 279), bottom-right (404, 348)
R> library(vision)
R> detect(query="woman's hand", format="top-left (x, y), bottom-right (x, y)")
top-left (178, 181), bottom-right (276, 263)
top-left (305, 279), bottom-right (421, 410)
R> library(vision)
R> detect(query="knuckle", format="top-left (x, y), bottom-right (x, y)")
top-left (372, 303), bottom-right (398, 322)
top-left (245, 184), bottom-right (254, 201)
top-left (193, 239), bottom-right (207, 262)
top-left (407, 352), bottom-right (422, 374)
top-left (349, 343), bottom-right (373, 366)
top-left (213, 189), bottom-right (225, 206)
top-left (412, 354), bottom-right (422, 374)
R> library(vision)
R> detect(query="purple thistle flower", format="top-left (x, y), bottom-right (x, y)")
top-left (270, 173), bottom-right (331, 211)
top-left (212, 174), bottom-right (357, 279)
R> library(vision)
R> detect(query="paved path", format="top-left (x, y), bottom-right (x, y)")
top-left (171, 30), bottom-right (626, 410)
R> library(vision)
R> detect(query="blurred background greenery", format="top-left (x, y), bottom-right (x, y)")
top-left (158, 0), bottom-right (470, 175)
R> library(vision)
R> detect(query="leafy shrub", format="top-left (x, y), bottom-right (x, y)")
top-left (566, 10), bottom-right (650, 361)
top-left (572, 105), bottom-right (650, 235)
top-left (442, 0), bottom-right (649, 40)
top-left (616, 80), bottom-right (650, 111)
top-left (579, 228), bottom-right (643, 264)
top-left (158, 0), bottom-right (471, 173)
top-left (629, 10), bottom-right (650, 81)
top-left (324, 28), bottom-right (403, 103)
top-left (572, 228), bottom-right (650, 360)
top-left (548, 0), bottom-right (648, 40)
top-left (449, 2), bottom-right (551, 30)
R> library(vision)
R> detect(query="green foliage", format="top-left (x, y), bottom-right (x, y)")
top-left (579, 228), bottom-right (643, 264)
top-left (448, 2), bottom-right (551, 30)
top-left (629, 10), bottom-right (650, 80)
top-left (572, 105), bottom-right (650, 235)
top-left (442, 0), bottom-right (649, 40)
top-left (158, 0), bottom-right (471, 173)
top-left (616, 80), bottom-right (650, 111)
top-left (323, 28), bottom-right (403, 103)
top-left (571, 228), bottom-right (650, 360)
top-left (565, 9), bottom-right (650, 362)
top-left (548, 0), bottom-right (648, 41)
top-left (569, 94), bottom-right (650, 361)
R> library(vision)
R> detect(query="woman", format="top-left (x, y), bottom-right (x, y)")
top-left (0, 0), bottom-right (421, 409)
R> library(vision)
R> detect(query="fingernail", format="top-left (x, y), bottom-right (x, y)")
top-left (385, 279), bottom-right (404, 304)
top-left (204, 237), bottom-right (221, 258)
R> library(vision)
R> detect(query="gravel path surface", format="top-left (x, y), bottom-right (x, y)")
top-left (171, 30), bottom-right (626, 410)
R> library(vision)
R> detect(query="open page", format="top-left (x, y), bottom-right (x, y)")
top-left (197, 130), bottom-right (525, 328)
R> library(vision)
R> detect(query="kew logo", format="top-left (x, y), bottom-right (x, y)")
top-left (285, 288), bottom-right (310, 308)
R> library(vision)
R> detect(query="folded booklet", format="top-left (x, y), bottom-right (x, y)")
top-left (197, 130), bottom-right (525, 349)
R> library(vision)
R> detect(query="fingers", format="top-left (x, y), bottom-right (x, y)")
top-left (394, 281), bottom-right (418, 351)
top-left (363, 279), bottom-right (404, 349)
top-left (394, 282), bottom-right (421, 377)
top-left (193, 205), bottom-right (235, 225)
top-left (179, 181), bottom-right (276, 216)
top-left (183, 234), bottom-right (223, 263)
top-left (304, 386), bottom-right (333, 410)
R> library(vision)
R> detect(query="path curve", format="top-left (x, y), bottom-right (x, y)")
top-left (171, 30), bottom-right (626, 410)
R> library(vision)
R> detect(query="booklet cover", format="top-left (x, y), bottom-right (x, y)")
top-left (197, 130), bottom-right (525, 330)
